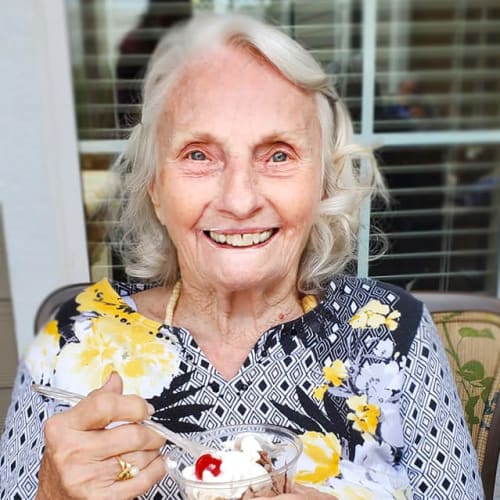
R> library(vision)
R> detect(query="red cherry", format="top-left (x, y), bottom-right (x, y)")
top-left (194, 453), bottom-right (222, 480)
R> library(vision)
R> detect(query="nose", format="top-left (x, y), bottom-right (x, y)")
top-left (217, 157), bottom-right (262, 219)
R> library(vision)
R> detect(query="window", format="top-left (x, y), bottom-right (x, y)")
top-left (66, 0), bottom-right (500, 294)
top-left (371, 144), bottom-right (499, 292)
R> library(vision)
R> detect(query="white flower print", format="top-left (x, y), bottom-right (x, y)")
top-left (374, 339), bottom-right (393, 358)
top-left (25, 320), bottom-right (60, 385)
top-left (355, 361), bottom-right (402, 405)
top-left (379, 403), bottom-right (404, 448)
top-left (353, 438), bottom-right (393, 470)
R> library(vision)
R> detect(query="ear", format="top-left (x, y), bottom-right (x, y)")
top-left (147, 176), bottom-right (164, 225)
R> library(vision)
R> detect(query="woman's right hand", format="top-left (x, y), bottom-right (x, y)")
top-left (36, 372), bottom-right (166, 500)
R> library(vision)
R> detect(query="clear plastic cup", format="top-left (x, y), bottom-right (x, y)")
top-left (166, 424), bottom-right (303, 500)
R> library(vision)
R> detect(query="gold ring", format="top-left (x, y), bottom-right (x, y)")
top-left (115, 456), bottom-right (139, 481)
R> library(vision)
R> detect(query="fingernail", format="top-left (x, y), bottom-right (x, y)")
top-left (147, 403), bottom-right (156, 416)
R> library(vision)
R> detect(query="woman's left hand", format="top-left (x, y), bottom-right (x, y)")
top-left (254, 483), bottom-right (338, 499)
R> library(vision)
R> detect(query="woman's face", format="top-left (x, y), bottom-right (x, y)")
top-left (149, 45), bottom-right (322, 293)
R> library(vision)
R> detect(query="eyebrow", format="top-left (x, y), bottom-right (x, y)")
top-left (256, 130), bottom-right (309, 146)
top-left (170, 129), bottom-right (309, 147)
top-left (168, 131), bottom-right (220, 148)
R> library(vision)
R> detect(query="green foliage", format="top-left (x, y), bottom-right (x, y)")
top-left (480, 377), bottom-right (493, 404)
top-left (465, 396), bottom-right (480, 426)
top-left (458, 361), bottom-right (484, 381)
top-left (459, 327), bottom-right (494, 339)
top-left (442, 323), bottom-right (495, 430)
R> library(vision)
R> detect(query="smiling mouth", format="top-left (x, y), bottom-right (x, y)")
top-left (204, 229), bottom-right (277, 247)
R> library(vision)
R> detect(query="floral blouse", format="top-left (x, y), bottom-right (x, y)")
top-left (0, 276), bottom-right (483, 499)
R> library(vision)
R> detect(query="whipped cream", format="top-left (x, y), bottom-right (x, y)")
top-left (182, 435), bottom-right (272, 500)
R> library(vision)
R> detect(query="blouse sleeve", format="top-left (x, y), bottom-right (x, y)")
top-left (400, 306), bottom-right (484, 499)
top-left (0, 319), bottom-right (63, 499)
top-left (0, 362), bottom-right (55, 499)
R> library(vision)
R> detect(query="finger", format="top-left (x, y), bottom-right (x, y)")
top-left (91, 422), bottom-right (165, 459)
top-left (96, 371), bottom-right (123, 395)
top-left (113, 454), bottom-right (166, 499)
top-left (65, 391), bottom-right (154, 431)
top-left (120, 450), bottom-right (160, 472)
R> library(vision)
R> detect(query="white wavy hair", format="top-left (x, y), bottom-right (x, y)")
top-left (113, 13), bottom-right (386, 294)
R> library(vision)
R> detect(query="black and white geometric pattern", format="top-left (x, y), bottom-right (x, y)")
top-left (0, 365), bottom-right (52, 499)
top-left (400, 309), bottom-right (483, 499)
top-left (0, 276), bottom-right (484, 499)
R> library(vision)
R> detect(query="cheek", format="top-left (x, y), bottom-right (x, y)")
top-left (282, 176), bottom-right (321, 226)
top-left (152, 176), bottom-right (186, 228)
top-left (159, 177), bottom-right (212, 233)
top-left (276, 193), bottom-right (319, 236)
top-left (162, 194), bottom-right (195, 232)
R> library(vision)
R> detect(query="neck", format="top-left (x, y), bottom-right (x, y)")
top-left (173, 280), bottom-right (303, 347)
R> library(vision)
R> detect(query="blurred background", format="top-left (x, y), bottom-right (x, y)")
top-left (0, 0), bottom-right (499, 426)
top-left (68, 0), bottom-right (500, 292)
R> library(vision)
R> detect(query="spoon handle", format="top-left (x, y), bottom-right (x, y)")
top-left (31, 383), bottom-right (207, 457)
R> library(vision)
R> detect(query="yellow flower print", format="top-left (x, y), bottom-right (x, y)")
top-left (313, 384), bottom-right (328, 400)
top-left (349, 300), bottom-right (400, 331)
top-left (346, 395), bottom-right (380, 435)
top-left (54, 315), bottom-right (180, 398)
top-left (25, 320), bottom-right (61, 384)
top-left (312, 360), bottom-right (347, 400)
top-left (384, 310), bottom-right (401, 331)
top-left (295, 431), bottom-right (342, 484)
top-left (323, 360), bottom-right (347, 387)
top-left (76, 278), bottom-right (133, 320)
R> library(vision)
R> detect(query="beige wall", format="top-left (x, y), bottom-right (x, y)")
top-left (0, 213), bottom-right (18, 431)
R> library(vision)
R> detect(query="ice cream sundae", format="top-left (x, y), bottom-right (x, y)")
top-left (166, 424), bottom-right (302, 500)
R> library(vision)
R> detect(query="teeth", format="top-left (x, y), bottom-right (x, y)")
top-left (211, 233), bottom-right (226, 244)
top-left (208, 230), bottom-right (273, 247)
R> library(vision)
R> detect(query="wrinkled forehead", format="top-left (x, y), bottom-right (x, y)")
top-left (160, 43), bottom-right (318, 133)
top-left (169, 40), bottom-right (291, 96)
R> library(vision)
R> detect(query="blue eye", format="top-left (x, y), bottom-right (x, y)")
top-left (189, 150), bottom-right (207, 161)
top-left (271, 151), bottom-right (288, 162)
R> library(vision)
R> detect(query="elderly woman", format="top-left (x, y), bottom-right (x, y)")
top-left (0, 13), bottom-right (482, 500)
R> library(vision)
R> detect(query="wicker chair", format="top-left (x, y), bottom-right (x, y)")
top-left (415, 292), bottom-right (500, 500)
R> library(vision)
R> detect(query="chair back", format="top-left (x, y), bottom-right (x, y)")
top-left (415, 292), bottom-right (500, 500)
top-left (34, 283), bottom-right (91, 333)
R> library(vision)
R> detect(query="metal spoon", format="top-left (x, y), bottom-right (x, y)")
top-left (31, 383), bottom-right (210, 457)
